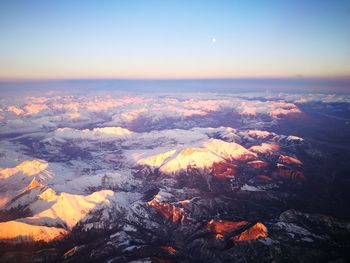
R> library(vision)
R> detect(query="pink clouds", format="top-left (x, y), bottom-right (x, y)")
top-left (120, 108), bottom-right (149, 122)
top-left (7, 106), bottom-right (24, 115)
top-left (7, 104), bottom-right (49, 116)
top-left (237, 100), bottom-right (302, 119)
top-left (240, 106), bottom-right (257, 116)
top-left (0, 92), bottom-right (309, 134)
top-left (24, 103), bottom-right (49, 115)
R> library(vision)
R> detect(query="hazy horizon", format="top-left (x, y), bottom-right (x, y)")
top-left (1, 77), bottom-right (350, 95)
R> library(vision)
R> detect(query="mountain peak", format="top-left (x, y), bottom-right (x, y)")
top-left (136, 138), bottom-right (257, 174)
top-left (0, 160), bottom-right (48, 179)
top-left (27, 177), bottom-right (42, 190)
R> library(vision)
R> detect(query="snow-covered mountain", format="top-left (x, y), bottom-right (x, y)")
top-left (0, 221), bottom-right (68, 243)
top-left (136, 138), bottom-right (257, 174)
top-left (0, 92), bottom-right (349, 262)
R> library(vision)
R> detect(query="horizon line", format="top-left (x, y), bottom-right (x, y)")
top-left (1, 76), bottom-right (350, 83)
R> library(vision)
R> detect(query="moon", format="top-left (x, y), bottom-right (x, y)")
top-left (212, 38), bottom-right (217, 43)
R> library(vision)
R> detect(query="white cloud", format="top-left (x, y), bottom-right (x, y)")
top-left (54, 127), bottom-right (133, 140)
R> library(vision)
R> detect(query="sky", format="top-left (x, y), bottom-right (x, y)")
top-left (0, 0), bottom-right (350, 80)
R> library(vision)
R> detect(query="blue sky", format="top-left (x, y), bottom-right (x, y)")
top-left (0, 0), bottom-right (349, 79)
